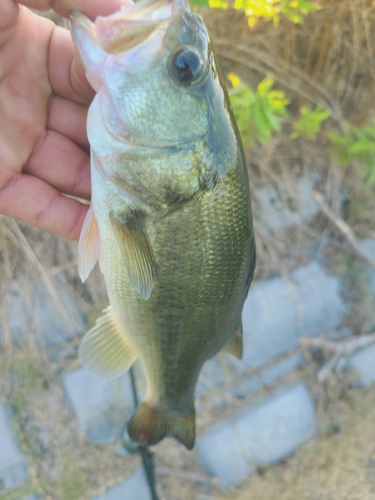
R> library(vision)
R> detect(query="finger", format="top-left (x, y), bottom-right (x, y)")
top-left (48, 26), bottom-right (95, 104)
top-left (54, 0), bottom-right (129, 19)
top-left (0, 173), bottom-right (89, 240)
top-left (19, 0), bottom-right (128, 19)
top-left (47, 95), bottom-right (89, 152)
top-left (0, 2), bottom-right (20, 47)
top-left (24, 130), bottom-right (91, 200)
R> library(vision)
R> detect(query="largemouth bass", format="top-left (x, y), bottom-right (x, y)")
top-left (71, 0), bottom-right (255, 450)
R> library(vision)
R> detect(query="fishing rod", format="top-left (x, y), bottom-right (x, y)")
top-left (128, 366), bottom-right (160, 500)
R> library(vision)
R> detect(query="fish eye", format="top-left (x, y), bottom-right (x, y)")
top-left (168, 47), bottom-right (205, 86)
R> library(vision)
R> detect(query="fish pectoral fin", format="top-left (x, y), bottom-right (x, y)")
top-left (221, 323), bottom-right (243, 360)
top-left (110, 212), bottom-right (155, 300)
top-left (78, 205), bottom-right (100, 282)
top-left (79, 306), bottom-right (137, 379)
top-left (127, 401), bottom-right (196, 450)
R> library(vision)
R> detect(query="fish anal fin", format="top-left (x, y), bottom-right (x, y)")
top-left (127, 401), bottom-right (195, 450)
top-left (78, 205), bottom-right (100, 282)
top-left (221, 323), bottom-right (243, 360)
top-left (110, 212), bottom-right (155, 300)
top-left (79, 306), bottom-right (137, 379)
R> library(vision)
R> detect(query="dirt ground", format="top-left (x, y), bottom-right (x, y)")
top-left (230, 384), bottom-right (375, 500)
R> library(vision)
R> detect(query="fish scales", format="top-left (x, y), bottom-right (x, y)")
top-left (95, 160), bottom-right (252, 402)
top-left (71, 0), bottom-right (255, 449)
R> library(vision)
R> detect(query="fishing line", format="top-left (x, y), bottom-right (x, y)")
top-left (129, 366), bottom-right (160, 500)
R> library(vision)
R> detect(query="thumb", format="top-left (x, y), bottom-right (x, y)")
top-left (52, 0), bottom-right (131, 20)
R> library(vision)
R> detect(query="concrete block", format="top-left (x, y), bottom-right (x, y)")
top-left (196, 358), bottom-right (224, 398)
top-left (348, 343), bottom-right (375, 388)
top-left (62, 367), bottom-right (135, 445)
top-left (93, 467), bottom-right (152, 500)
top-left (328, 327), bottom-right (353, 341)
top-left (196, 420), bottom-right (254, 488)
top-left (233, 383), bottom-right (316, 464)
top-left (254, 173), bottom-right (319, 232)
top-left (242, 262), bottom-right (347, 369)
top-left (359, 239), bottom-right (375, 294)
top-left (358, 239), bottom-right (375, 329)
top-left (0, 402), bottom-right (29, 491)
top-left (211, 396), bottom-right (225, 408)
top-left (197, 383), bottom-right (316, 488)
top-left (262, 353), bottom-right (304, 386)
top-left (225, 355), bottom-right (248, 377)
top-left (230, 376), bottom-right (261, 399)
top-left (113, 445), bottom-right (129, 457)
top-left (360, 239), bottom-right (375, 292)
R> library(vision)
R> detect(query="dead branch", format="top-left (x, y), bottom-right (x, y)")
top-left (312, 190), bottom-right (375, 270)
top-left (156, 467), bottom-right (213, 485)
top-left (301, 333), bottom-right (375, 382)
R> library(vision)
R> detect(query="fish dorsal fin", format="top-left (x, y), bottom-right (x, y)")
top-left (78, 206), bottom-right (100, 282)
top-left (221, 323), bottom-right (243, 360)
top-left (109, 212), bottom-right (155, 300)
top-left (79, 306), bottom-right (137, 379)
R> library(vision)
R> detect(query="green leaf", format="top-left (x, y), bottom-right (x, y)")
top-left (253, 104), bottom-right (270, 142)
top-left (361, 125), bottom-right (375, 140)
top-left (190, 0), bottom-right (210, 6)
top-left (263, 106), bottom-right (282, 131)
top-left (328, 118), bottom-right (375, 183)
top-left (367, 167), bottom-right (375, 183)
top-left (292, 105), bottom-right (331, 139)
top-left (348, 141), bottom-right (375, 156)
top-left (229, 75), bottom-right (289, 147)
top-left (351, 126), bottom-right (367, 141)
top-left (257, 76), bottom-right (275, 95)
top-left (327, 133), bottom-right (349, 146)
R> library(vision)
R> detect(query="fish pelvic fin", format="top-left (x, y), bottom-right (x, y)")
top-left (109, 212), bottom-right (155, 300)
top-left (78, 205), bottom-right (100, 282)
top-left (127, 401), bottom-right (196, 450)
top-left (79, 306), bottom-right (137, 379)
top-left (221, 323), bottom-right (243, 360)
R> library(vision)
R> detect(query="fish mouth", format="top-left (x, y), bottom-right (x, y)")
top-left (71, 0), bottom-right (189, 54)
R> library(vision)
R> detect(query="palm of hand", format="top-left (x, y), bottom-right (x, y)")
top-left (0, 4), bottom-right (95, 240)
top-left (0, 0), bottom-right (129, 239)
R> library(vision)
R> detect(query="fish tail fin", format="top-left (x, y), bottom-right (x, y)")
top-left (127, 401), bottom-right (196, 450)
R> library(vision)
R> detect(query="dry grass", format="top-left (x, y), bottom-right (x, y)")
top-left (0, 217), bottom-right (108, 353)
top-left (0, 348), bottom-right (142, 500)
top-left (230, 385), bottom-right (375, 500)
top-left (207, 0), bottom-right (375, 126)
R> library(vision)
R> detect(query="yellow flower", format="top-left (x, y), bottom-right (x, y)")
top-left (228, 73), bottom-right (241, 87)
top-left (208, 0), bottom-right (228, 7)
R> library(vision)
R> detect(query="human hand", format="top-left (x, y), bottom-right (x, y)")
top-left (0, 0), bottom-right (125, 240)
